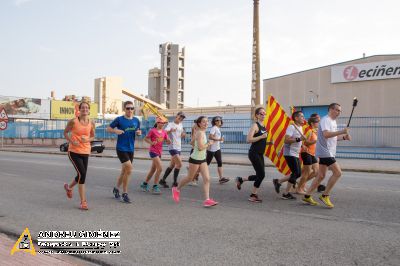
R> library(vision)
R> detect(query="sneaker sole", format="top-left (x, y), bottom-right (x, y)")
top-left (248, 199), bottom-right (262, 203)
top-left (302, 199), bottom-right (318, 206)
top-left (203, 203), bottom-right (218, 207)
top-left (319, 198), bottom-right (334, 208)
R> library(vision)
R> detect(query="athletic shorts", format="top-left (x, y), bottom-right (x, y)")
top-left (319, 157), bottom-right (336, 166)
top-left (189, 157), bottom-right (206, 165)
top-left (149, 152), bottom-right (161, 158)
top-left (117, 150), bottom-right (134, 164)
top-left (301, 152), bottom-right (318, 165)
top-left (169, 149), bottom-right (181, 156)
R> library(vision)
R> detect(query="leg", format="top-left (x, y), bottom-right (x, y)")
top-left (297, 165), bottom-right (311, 193)
top-left (145, 161), bottom-right (157, 183)
top-left (251, 153), bottom-right (265, 195)
top-left (78, 155), bottom-right (89, 204)
top-left (153, 157), bottom-right (163, 184)
top-left (323, 163), bottom-right (342, 195)
top-left (305, 164), bottom-right (328, 195)
top-left (199, 163), bottom-right (211, 200)
top-left (121, 161), bottom-right (133, 193)
top-left (178, 163), bottom-right (200, 190)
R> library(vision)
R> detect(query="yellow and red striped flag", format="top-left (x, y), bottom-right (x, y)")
top-left (264, 95), bottom-right (291, 175)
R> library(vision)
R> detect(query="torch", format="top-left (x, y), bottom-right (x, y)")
top-left (347, 97), bottom-right (358, 127)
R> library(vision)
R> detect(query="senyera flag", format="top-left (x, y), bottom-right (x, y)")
top-left (264, 95), bottom-right (291, 175)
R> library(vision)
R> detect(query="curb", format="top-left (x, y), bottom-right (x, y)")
top-left (1, 148), bottom-right (399, 175)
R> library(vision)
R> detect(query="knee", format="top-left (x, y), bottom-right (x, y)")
top-left (175, 162), bottom-right (182, 169)
top-left (156, 166), bottom-right (162, 174)
top-left (335, 170), bottom-right (342, 178)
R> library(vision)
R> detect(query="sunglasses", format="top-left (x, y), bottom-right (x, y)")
top-left (258, 112), bottom-right (266, 116)
top-left (125, 107), bottom-right (134, 110)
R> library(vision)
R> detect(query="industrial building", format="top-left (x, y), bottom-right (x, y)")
top-left (263, 54), bottom-right (400, 118)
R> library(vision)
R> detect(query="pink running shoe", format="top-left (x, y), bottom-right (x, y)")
top-left (203, 198), bottom-right (218, 208)
top-left (172, 187), bottom-right (180, 203)
top-left (64, 183), bottom-right (72, 199)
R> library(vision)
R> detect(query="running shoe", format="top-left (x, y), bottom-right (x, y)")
top-left (64, 183), bottom-right (72, 199)
top-left (172, 182), bottom-right (178, 187)
top-left (159, 179), bottom-right (169, 188)
top-left (319, 195), bottom-right (334, 208)
top-left (172, 187), bottom-right (180, 203)
top-left (273, 179), bottom-right (281, 194)
top-left (152, 185), bottom-right (162, 195)
top-left (219, 177), bottom-right (230, 184)
top-left (281, 193), bottom-right (296, 200)
top-left (80, 201), bottom-right (88, 210)
top-left (203, 198), bottom-right (218, 207)
top-left (140, 182), bottom-right (150, 192)
top-left (317, 184), bottom-right (326, 193)
top-left (113, 187), bottom-right (121, 200)
top-left (121, 193), bottom-right (131, 203)
top-left (188, 180), bottom-right (198, 186)
top-left (235, 176), bottom-right (243, 190)
top-left (248, 194), bottom-right (262, 203)
top-left (302, 196), bottom-right (319, 206)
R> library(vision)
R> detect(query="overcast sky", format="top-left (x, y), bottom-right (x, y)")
top-left (0, 0), bottom-right (399, 107)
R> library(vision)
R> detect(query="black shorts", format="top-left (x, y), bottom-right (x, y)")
top-left (301, 152), bottom-right (318, 165)
top-left (189, 157), bottom-right (206, 165)
top-left (117, 150), bottom-right (134, 164)
top-left (319, 157), bottom-right (336, 166)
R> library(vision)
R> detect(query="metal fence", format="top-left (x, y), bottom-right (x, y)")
top-left (2, 116), bottom-right (400, 160)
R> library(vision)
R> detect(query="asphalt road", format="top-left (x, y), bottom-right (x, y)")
top-left (0, 151), bottom-right (399, 266)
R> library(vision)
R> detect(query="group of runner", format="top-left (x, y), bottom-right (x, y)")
top-left (63, 101), bottom-right (351, 210)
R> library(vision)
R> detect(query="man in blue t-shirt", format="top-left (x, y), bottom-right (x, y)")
top-left (107, 101), bottom-right (141, 203)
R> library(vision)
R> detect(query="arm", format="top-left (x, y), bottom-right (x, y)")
top-left (165, 132), bottom-right (171, 145)
top-left (196, 132), bottom-right (212, 151)
top-left (87, 121), bottom-right (95, 142)
top-left (322, 127), bottom-right (349, 139)
top-left (107, 118), bottom-right (124, 135)
top-left (63, 119), bottom-right (75, 143)
top-left (247, 123), bottom-right (267, 143)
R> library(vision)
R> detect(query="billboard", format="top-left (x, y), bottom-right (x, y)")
top-left (51, 100), bottom-right (98, 119)
top-left (331, 60), bottom-right (400, 83)
top-left (0, 96), bottom-right (51, 119)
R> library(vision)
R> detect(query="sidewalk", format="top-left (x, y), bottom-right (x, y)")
top-left (1, 144), bottom-right (400, 174)
top-left (0, 233), bottom-right (96, 266)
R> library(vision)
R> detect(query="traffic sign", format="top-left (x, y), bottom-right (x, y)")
top-left (0, 121), bottom-right (7, 130)
top-left (0, 108), bottom-right (8, 121)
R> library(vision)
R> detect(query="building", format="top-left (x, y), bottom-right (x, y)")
top-left (148, 67), bottom-right (161, 105)
top-left (263, 54), bottom-right (400, 118)
top-left (148, 43), bottom-right (185, 109)
top-left (94, 76), bottom-right (124, 115)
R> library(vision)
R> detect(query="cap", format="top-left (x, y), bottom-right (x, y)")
top-left (177, 111), bottom-right (186, 119)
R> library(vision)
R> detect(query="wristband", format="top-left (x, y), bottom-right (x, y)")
top-left (295, 138), bottom-right (301, 142)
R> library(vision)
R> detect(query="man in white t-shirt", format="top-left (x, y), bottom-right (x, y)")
top-left (303, 103), bottom-right (351, 208)
top-left (160, 112), bottom-right (186, 188)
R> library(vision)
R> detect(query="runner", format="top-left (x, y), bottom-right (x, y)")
top-left (140, 117), bottom-right (171, 194)
top-left (302, 103), bottom-right (351, 208)
top-left (207, 116), bottom-right (229, 184)
top-left (296, 115), bottom-right (320, 194)
top-left (63, 101), bottom-right (95, 210)
top-left (272, 111), bottom-right (307, 200)
top-left (235, 107), bottom-right (273, 203)
top-left (172, 116), bottom-right (218, 207)
top-left (188, 119), bottom-right (200, 186)
top-left (159, 112), bottom-right (186, 188)
top-left (107, 101), bottom-right (141, 203)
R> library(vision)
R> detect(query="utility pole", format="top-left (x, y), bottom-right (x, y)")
top-left (251, 0), bottom-right (261, 117)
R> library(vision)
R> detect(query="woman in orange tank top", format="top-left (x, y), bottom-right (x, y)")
top-left (63, 102), bottom-right (95, 210)
top-left (297, 116), bottom-right (320, 194)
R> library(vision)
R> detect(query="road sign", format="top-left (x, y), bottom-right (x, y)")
top-left (0, 121), bottom-right (7, 130)
top-left (0, 108), bottom-right (8, 131)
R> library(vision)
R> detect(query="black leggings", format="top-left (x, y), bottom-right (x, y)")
top-left (248, 152), bottom-right (265, 188)
top-left (284, 156), bottom-right (301, 185)
top-left (68, 152), bottom-right (89, 184)
top-left (206, 149), bottom-right (222, 167)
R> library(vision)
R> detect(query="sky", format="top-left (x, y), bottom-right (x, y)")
top-left (0, 0), bottom-right (399, 107)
